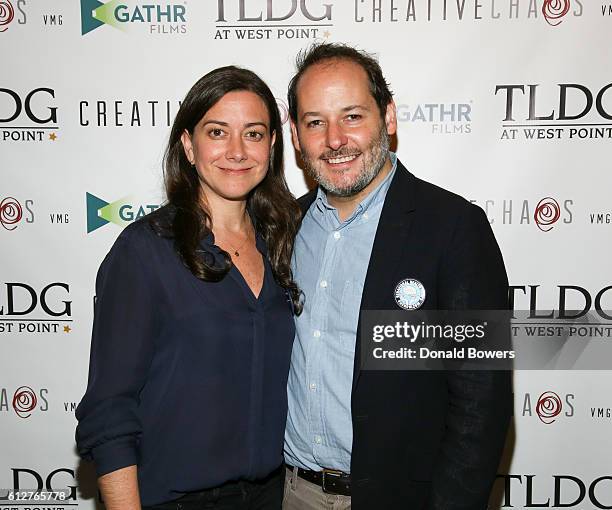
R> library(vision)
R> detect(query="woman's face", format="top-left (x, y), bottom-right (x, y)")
top-left (181, 90), bottom-right (275, 203)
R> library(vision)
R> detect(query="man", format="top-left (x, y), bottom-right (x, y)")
top-left (283, 43), bottom-right (512, 510)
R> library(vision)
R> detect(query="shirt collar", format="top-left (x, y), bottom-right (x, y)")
top-left (314, 152), bottom-right (398, 223)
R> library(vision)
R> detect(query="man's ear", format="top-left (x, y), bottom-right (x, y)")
top-left (290, 120), bottom-right (301, 152)
top-left (385, 100), bottom-right (397, 136)
top-left (180, 129), bottom-right (194, 164)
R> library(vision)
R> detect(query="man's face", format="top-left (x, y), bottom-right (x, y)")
top-left (291, 59), bottom-right (396, 197)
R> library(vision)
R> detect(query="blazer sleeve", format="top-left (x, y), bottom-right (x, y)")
top-left (75, 229), bottom-right (159, 477)
top-left (428, 203), bottom-right (513, 510)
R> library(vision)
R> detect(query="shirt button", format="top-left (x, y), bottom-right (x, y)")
top-left (314, 435), bottom-right (322, 444)
top-left (333, 231), bottom-right (341, 240)
top-left (363, 213), bottom-right (369, 220)
top-left (313, 330), bottom-right (321, 338)
top-left (309, 383), bottom-right (317, 391)
top-left (320, 280), bottom-right (328, 288)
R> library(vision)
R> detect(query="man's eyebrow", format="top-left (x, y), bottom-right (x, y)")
top-left (301, 111), bottom-right (321, 120)
top-left (341, 104), bottom-right (369, 112)
top-left (300, 105), bottom-right (370, 121)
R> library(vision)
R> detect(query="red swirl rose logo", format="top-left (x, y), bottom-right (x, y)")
top-left (542, 0), bottom-right (571, 26)
top-left (0, 197), bottom-right (23, 230)
top-left (534, 197), bottom-right (561, 232)
top-left (0, 1), bottom-right (15, 32)
top-left (12, 386), bottom-right (38, 419)
top-left (536, 391), bottom-right (562, 424)
top-left (275, 97), bottom-right (289, 125)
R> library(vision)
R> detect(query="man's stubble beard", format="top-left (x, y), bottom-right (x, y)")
top-left (300, 122), bottom-right (391, 198)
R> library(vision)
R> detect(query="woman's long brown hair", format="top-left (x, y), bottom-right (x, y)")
top-left (150, 66), bottom-right (302, 313)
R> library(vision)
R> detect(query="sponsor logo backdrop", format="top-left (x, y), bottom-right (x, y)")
top-left (2, 0), bottom-right (611, 507)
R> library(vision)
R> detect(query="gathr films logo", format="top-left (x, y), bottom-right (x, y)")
top-left (80, 0), bottom-right (187, 35)
top-left (86, 192), bottom-right (159, 233)
top-left (396, 101), bottom-right (472, 135)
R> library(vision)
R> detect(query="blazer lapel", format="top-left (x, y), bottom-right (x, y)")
top-left (352, 161), bottom-right (417, 391)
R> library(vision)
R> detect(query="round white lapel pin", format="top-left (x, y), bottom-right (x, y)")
top-left (394, 279), bottom-right (426, 310)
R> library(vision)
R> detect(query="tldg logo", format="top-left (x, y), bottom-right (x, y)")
top-left (216, 0), bottom-right (332, 22)
top-left (496, 474), bottom-right (612, 508)
top-left (509, 285), bottom-right (612, 320)
top-left (496, 83), bottom-right (612, 142)
top-left (86, 192), bottom-right (159, 233)
top-left (10, 468), bottom-right (76, 500)
top-left (213, 1), bottom-right (333, 41)
top-left (0, 282), bottom-right (73, 334)
top-left (0, 87), bottom-right (58, 142)
top-left (496, 83), bottom-right (612, 122)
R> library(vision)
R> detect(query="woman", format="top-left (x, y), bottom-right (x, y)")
top-left (76, 66), bottom-right (302, 510)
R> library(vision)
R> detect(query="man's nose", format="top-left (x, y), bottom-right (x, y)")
top-left (326, 122), bottom-right (348, 151)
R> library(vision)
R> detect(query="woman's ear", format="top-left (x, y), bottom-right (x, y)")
top-left (180, 129), bottom-right (195, 164)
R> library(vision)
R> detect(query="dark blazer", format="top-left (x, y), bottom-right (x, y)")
top-left (298, 161), bottom-right (512, 510)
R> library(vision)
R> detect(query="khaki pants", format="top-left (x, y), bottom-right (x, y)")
top-left (282, 467), bottom-right (351, 510)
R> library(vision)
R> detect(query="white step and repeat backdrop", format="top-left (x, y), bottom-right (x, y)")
top-left (2, 0), bottom-right (612, 508)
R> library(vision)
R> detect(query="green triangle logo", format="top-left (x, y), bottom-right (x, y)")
top-left (86, 192), bottom-right (110, 233)
top-left (81, 0), bottom-right (105, 35)
top-left (81, 0), bottom-right (124, 35)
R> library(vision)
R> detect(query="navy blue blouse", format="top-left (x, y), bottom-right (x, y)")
top-left (75, 213), bottom-right (295, 506)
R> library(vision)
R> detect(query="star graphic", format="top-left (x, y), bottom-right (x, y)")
top-left (323, 30), bottom-right (331, 38)
top-left (49, 133), bottom-right (57, 141)
top-left (63, 325), bottom-right (72, 333)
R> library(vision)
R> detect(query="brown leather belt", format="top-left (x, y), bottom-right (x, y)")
top-left (287, 465), bottom-right (351, 496)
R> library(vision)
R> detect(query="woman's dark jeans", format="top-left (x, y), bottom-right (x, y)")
top-left (142, 467), bottom-right (284, 510)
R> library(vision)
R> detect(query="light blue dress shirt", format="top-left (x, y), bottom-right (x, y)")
top-left (284, 153), bottom-right (398, 473)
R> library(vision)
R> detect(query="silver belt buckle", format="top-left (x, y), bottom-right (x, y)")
top-left (321, 468), bottom-right (343, 494)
